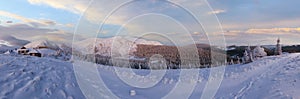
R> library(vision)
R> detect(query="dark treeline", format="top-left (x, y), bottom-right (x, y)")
top-left (282, 45), bottom-right (300, 53)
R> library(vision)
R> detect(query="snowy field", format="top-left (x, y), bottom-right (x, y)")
top-left (0, 53), bottom-right (299, 99)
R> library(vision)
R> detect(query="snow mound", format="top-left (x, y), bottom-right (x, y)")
top-left (0, 55), bottom-right (84, 99)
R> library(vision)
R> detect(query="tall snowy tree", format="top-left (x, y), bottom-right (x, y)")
top-left (275, 38), bottom-right (282, 55)
top-left (243, 50), bottom-right (250, 63)
top-left (247, 46), bottom-right (254, 61)
top-left (243, 45), bottom-right (254, 63)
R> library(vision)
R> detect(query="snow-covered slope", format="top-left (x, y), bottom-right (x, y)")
top-left (0, 35), bottom-right (30, 53)
top-left (21, 40), bottom-right (72, 60)
top-left (74, 53), bottom-right (300, 99)
top-left (24, 40), bottom-right (72, 52)
top-left (25, 40), bottom-right (59, 50)
top-left (215, 53), bottom-right (300, 98)
top-left (0, 53), bottom-right (299, 98)
top-left (74, 36), bottom-right (162, 56)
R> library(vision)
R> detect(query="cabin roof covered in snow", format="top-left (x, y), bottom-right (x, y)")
top-left (17, 48), bottom-right (29, 51)
top-left (28, 49), bottom-right (40, 54)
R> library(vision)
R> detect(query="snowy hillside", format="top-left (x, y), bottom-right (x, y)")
top-left (0, 35), bottom-right (30, 47)
top-left (21, 40), bottom-right (72, 60)
top-left (0, 53), bottom-right (299, 98)
top-left (0, 35), bottom-right (30, 53)
top-left (25, 40), bottom-right (58, 50)
top-left (24, 40), bottom-right (72, 52)
top-left (74, 36), bottom-right (162, 56)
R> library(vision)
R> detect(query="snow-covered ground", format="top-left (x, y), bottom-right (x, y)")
top-left (0, 53), bottom-right (299, 99)
top-left (0, 54), bottom-right (84, 99)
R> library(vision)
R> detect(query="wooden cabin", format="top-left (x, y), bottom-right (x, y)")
top-left (17, 47), bottom-right (29, 55)
top-left (28, 50), bottom-right (42, 57)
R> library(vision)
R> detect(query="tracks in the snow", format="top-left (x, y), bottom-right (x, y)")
top-left (233, 55), bottom-right (299, 99)
top-left (0, 57), bottom-right (18, 67)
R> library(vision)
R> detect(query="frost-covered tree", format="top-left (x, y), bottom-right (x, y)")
top-left (243, 45), bottom-right (254, 64)
top-left (253, 45), bottom-right (267, 59)
top-left (243, 50), bottom-right (250, 63)
top-left (247, 46), bottom-right (254, 62)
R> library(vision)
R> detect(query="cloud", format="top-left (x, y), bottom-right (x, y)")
top-left (40, 19), bottom-right (56, 26)
top-left (171, 0), bottom-right (204, 7)
top-left (26, 0), bottom-right (208, 25)
top-left (0, 24), bottom-right (53, 39)
top-left (27, 0), bottom-right (124, 25)
top-left (220, 18), bottom-right (300, 31)
top-left (222, 27), bottom-right (300, 36)
top-left (222, 30), bottom-right (242, 36)
top-left (28, 0), bottom-right (87, 14)
top-left (245, 28), bottom-right (300, 34)
top-left (26, 0), bottom-right (213, 39)
top-left (0, 10), bottom-right (76, 42)
top-left (33, 0), bottom-right (300, 46)
top-left (0, 11), bottom-right (32, 23)
top-left (208, 0), bottom-right (300, 30)
top-left (0, 10), bottom-right (56, 27)
top-left (208, 9), bottom-right (226, 15)
top-left (0, 23), bottom-right (84, 43)
top-left (65, 23), bottom-right (74, 27)
top-left (222, 27), bottom-right (300, 45)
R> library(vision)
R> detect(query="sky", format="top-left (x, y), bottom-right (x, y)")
top-left (0, 0), bottom-right (299, 46)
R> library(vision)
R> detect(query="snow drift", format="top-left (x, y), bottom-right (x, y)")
top-left (0, 55), bottom-right (84, 99)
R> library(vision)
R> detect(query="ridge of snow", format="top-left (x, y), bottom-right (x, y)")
top-left (0, 35), bottom-right (30, 47)
top-left (74, 36), bottom-right (162, 56)
top-left (24, 40), bottom-right (59, 50)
